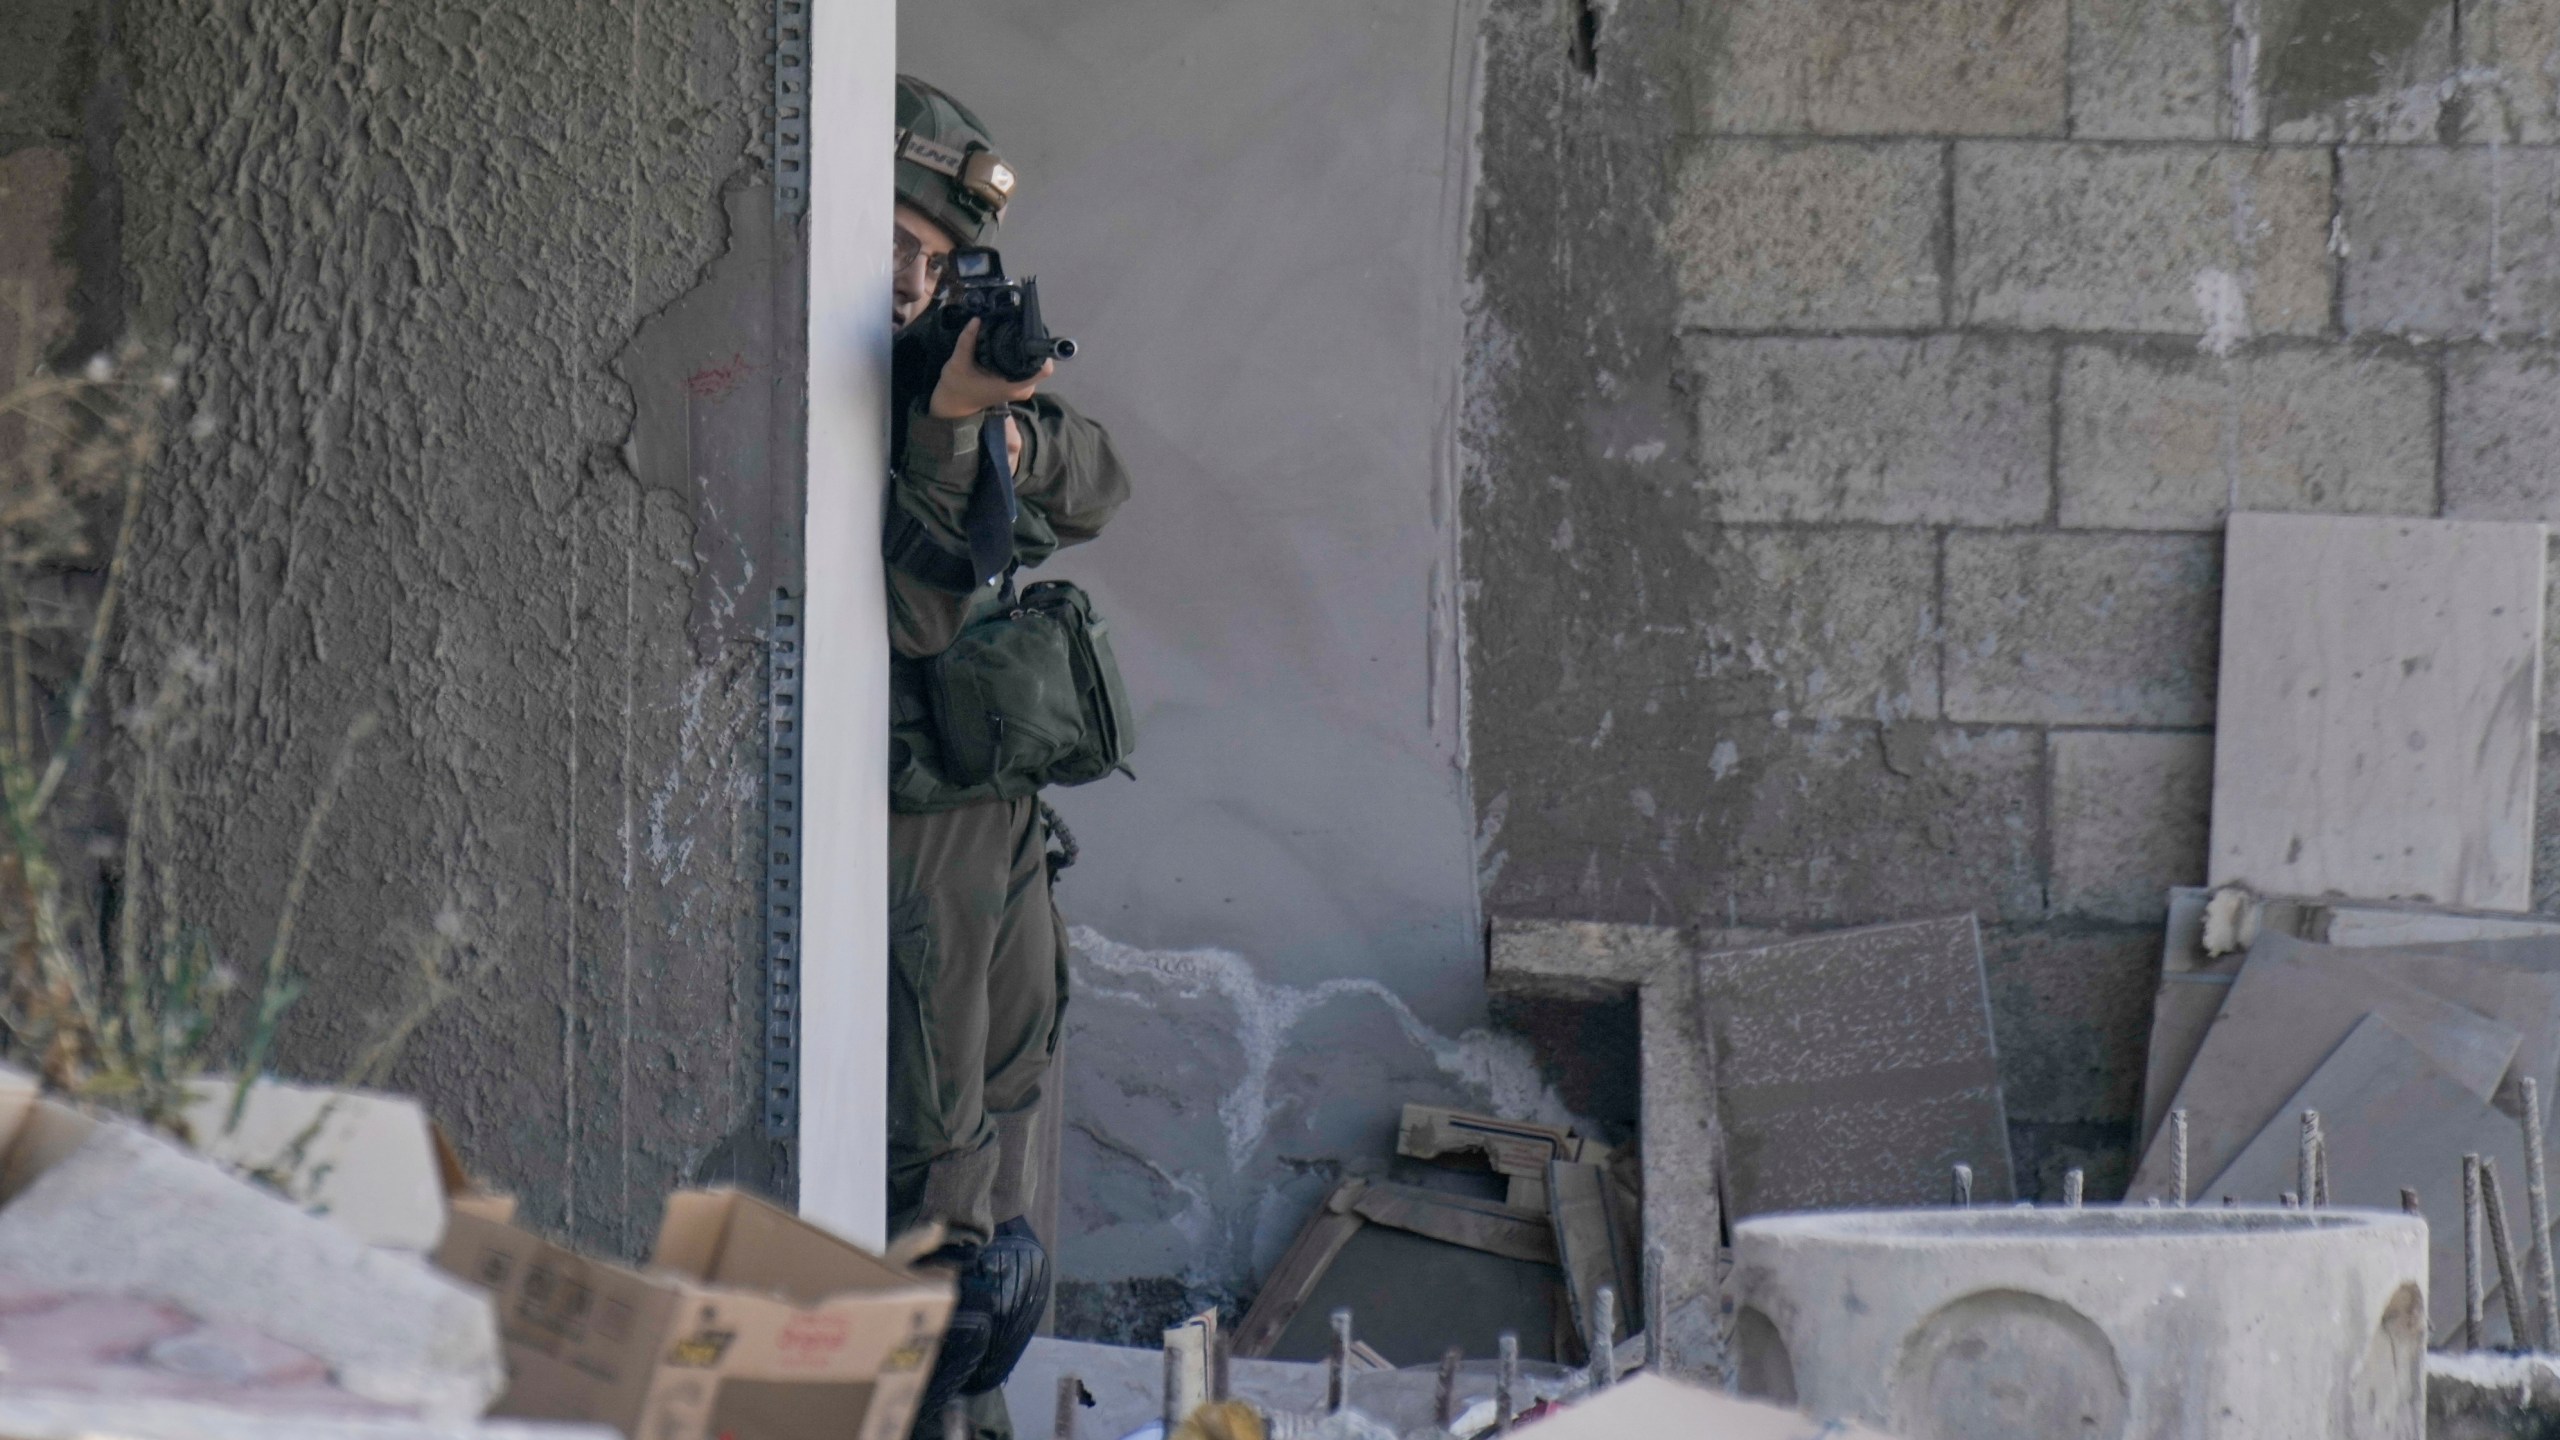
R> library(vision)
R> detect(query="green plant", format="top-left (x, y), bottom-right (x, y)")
top-left (0, 335), bottom-right (463, 1144)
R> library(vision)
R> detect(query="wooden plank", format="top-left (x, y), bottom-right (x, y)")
top-left (1349, 1182), bottom-right (1559, 1266)
top-left (1697, 915), bottom-right (2013, 1216)
top-left (1396, 1104), bottom-right (1581, 1178)
top-left (1231, 1180), bottom-right (1368, 1358)
top-left (2209, 512), bottom-right (2546, 912)
top-left (2203, 1014), bottom-right (2528, 1343)
top-left (2128, 931), bottom-right (2524, 1198)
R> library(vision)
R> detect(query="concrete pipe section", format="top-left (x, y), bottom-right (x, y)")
top-left (1731, 1207), bottom-right (2428, 1440)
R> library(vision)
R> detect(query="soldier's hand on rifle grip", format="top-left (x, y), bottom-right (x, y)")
top-left (928, 318), bottom-right (1054, 421)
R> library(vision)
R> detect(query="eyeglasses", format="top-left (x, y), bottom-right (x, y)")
top-left (893, 229), bottom-right (951, 283)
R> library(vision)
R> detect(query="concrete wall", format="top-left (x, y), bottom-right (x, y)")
top-left (80, 0), bottom-right (801, 1257)
top-left (900, 1), bottom-right (1515, 1335)
top-left (1468, 0), bottom-right (2560, 1201)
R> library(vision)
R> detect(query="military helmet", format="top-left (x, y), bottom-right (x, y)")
top-left (895, 75), bottom-right (1014, 245)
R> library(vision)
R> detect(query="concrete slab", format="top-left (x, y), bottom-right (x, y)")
top-left (2128, 931), bottom-right (2525, 1199)
top-left (2209, 513), bottom-right (2546, 912)
top-left (1697, 916), bottom-right (2014, 1217)
top-left (2200, 1014), bottom-right (2523, 1343)
top-left (0, 1123), bottom-right (502, 1420)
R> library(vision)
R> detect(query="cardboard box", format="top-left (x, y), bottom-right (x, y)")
top-left (436, 1188), bottom-right (953, 1440)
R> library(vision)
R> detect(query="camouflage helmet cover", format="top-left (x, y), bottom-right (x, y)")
top-left (895, 75), bottom-right (1012, 245)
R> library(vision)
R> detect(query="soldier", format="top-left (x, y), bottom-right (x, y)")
top-left (884, 76), bottom-right (1132, 1438)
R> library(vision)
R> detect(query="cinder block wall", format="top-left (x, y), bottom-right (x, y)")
top-left (1467, 0), bottom-right (2560, 1196)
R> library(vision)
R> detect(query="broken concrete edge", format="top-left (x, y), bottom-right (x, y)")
top-left (1486, 917), bottom-right (1789, 998)
top-left (2427, 1351), bottom-right (2560, 1440)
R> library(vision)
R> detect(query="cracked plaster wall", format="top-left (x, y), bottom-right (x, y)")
top-left (96, 0), bottom-right (797, 1257)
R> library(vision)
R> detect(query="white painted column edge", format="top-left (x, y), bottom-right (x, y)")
top-left (798, 0), bottom-right (894, 1247)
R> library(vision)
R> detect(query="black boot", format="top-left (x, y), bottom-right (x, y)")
top-left (915, 1243), bottom-right (993, 1427)
top-left (962, 1217), bottom-right (1052, 1396)
top-left (915, 1219), bottom-right (1050, 1428)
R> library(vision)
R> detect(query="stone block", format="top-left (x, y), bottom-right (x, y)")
top-left (1954, 143), bottom-right (2332, 336)
top-left (1943, 531), bottom-right (2222, 725)
top-left (2343, 146), bottom-right (2560, 338)
top-left (2070, 0), bottom-right (2226, 139)
top-left (0, 1123), bottom-right (504, 1420)
top-left (1628, 526), bottom-right (1943, 721)
top-left (1475, 720), bottom-right (2047, 932)
top-left (2046, 731), bottom-right (2213, 923)
top-left (2463, 0), bottom-right (2560, 141)
top-left (1697, 0), bottom-right (2067, 136)
top-left (2447, 347), bottom-right (2560, 520)
top-left (1668, 140), bottom-right (1943, 331)
top-left (2058, 343), bottom-right (2436, 530)
top-left (1980, 927), bottom-right (2160, 1130)
top-left (2257, 0), bottom-right (2458, 142)
top-left (1685, 335), bottom-right (2052, 526)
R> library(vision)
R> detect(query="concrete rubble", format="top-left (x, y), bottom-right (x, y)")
top-left (2426, 1351), bottom-right (2560, 1439)
top-left (0, 1121), bottom-right (504, 1420)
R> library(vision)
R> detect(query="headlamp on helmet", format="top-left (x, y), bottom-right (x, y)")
top-left (897, 130), bottom-right (1014, 225)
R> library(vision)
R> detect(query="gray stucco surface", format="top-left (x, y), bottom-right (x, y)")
top-left (901, 1), bottom-right (1514, 1333)
top-left (101, 0), bottom-right (797, 1257)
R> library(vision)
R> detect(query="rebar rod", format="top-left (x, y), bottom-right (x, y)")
top-left (1642, 1242), bottom-right (1665, 1374)
top-left (2468, 1153), bottom-right (2489, 1351)
top-left (1592, 1285), bottom-right (1619, 1389)
top-left (1054, 1375), bottom-right (1080, 1440)
top-left (1951, 1163), bottom-right (1973, 1206)
top-left (2172, 1107), bottom-right (2191, 1207)
top-left (2299, 1111), bottom-right (2321, 1208)
top-left (2525, 1078), bottom-right (2560, 1350)
top-left (1328, 1308), bottom-right (1352, 1415)
top-left (2486, 1155), bottom-right (2532, 1348)
top-left (1496, 1331), bottom-right (1519, 1433)
top-left (1436, 1347), bottom-right (1463, 1427)
top-left (2062, 1169), bottom-right (2084, 1208)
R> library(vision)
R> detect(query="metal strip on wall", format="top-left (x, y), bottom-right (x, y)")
top-left (774, 0), bottom-right (811, 220)
top-left (764, 586), bottom-right (804, 1138)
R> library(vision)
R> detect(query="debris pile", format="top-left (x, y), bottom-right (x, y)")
top-left (0, 1066), bottom-right (954, 1439)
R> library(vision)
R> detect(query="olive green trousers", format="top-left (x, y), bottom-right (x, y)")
top-left (886, 795), bottom-right (1064, 1251)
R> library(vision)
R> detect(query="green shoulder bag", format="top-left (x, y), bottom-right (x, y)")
top-left (924, 578), bottom-right (1136, 799)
